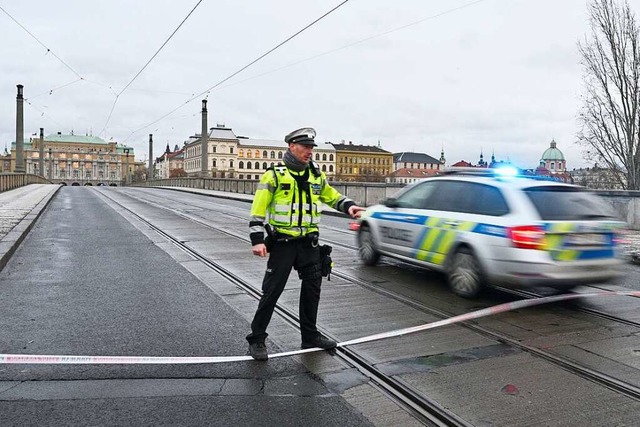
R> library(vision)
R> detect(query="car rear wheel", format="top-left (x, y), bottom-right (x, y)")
top-left (448, 247), bottom-right (483, 298)
top-left (358, 225), bottom-right (380, 266)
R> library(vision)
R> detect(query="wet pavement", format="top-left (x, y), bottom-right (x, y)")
top-left (1, 184), bottom-right (639, 426)
top-left (0, 185), bottom-right (375, 427)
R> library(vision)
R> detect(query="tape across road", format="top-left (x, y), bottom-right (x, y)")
top-left (2, 291), bottom-right (639, 365)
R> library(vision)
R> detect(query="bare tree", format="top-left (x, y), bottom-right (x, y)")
top-left (577, 0), bottom-right (640, 189)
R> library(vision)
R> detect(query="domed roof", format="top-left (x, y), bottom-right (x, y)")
top-left (541, 139), bottom-right (565, 161)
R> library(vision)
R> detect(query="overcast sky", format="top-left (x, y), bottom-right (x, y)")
top-left (2, 0), bottom-right (639, 168)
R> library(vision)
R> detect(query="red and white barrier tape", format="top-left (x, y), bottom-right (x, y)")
top-left (2, 290), bottom-right (639, 364)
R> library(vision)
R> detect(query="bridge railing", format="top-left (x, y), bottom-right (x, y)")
top-left (136, 177), bottom-right (640, 230)
top-left (134, 177), bottom-right (405, 209)
top-left (0, 173), bottom-right (52, 193)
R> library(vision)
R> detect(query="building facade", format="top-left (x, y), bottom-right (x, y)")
top-left (330, 141), bottom-right (393, 182)
top-left (393, 151), bottom-right (443, 172)
top-left (183, 126), bottom-right (336, 180)
top-left (9, 133), bottom-right (136, 185)
top-left (156, 144), bottom-right (186, 179)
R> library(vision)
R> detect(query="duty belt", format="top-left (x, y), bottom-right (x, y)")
top-left (275, 232), bottom-right (319, 246)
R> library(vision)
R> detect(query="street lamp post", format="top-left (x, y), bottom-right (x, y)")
top-left (48, 148), bottom-right (52, 180)
top-left (123, 148), bottom-right (130, 185)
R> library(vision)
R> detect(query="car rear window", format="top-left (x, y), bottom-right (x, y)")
top-left (523, 186), bottom-right (619, 220)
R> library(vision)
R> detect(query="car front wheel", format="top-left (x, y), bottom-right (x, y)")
top-left (358, 225), bottom-right (380, 266)
top-left (448, 247), bottom-right (483, 298)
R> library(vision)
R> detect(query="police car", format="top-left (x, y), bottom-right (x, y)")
top-left (356, 167), bottom-right (626, 298)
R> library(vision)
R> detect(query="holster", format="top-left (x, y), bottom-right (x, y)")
top-left (319, 244), bottom-right (333, 281)
top-left (264, 224), bottom-right (276, 253)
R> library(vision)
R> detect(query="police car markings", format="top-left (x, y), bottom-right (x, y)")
top-left (3, 291), bottom-right (639, 364)
top-left (376, 211), bottom-right (621, 264)
top-left (374, 212), bottom-right (425, 224)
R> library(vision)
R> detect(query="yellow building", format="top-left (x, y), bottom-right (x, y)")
top-left (10, 133), bottom-right (135, 186)
top-left (331, 141), bottom-right (393, 182)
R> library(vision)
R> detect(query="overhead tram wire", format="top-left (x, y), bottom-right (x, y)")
top-left (1, 5), bottom-right (120, 108)
top-left (122, 0), bottom-right (351, 143)
top-left (99, 0), bottom-right (206, 137)
top-left (27, 78), bottom-right (85, 100)
top-left (216, 0), bottom-right (489, 92)
top-left (0, 5), bottom-right (83, 80)
top-left (24, 99), bottom-right (65, 129)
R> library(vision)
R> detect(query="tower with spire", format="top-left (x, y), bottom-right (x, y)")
top-left (478, 150), bottom-right (486, 167)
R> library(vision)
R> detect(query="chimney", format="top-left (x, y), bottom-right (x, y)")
top-left (200, 99), bottom-right (208, 176)
top-left (148, 134), bottom-right (153, 179)
top-left (14, 85), bottom-right (25, 173)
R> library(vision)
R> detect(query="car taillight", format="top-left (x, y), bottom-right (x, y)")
top-left (349, 221), bottom-right (360, 231)
top-left (507, 225), bottom-right (546, 250)
top-left (612, 229), bottom-right (628, 246)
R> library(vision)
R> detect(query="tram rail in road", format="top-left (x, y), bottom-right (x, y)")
top-left (95, 187), bottom-right (472, 427)
top-left (95, 187), bottom-right (640, 421)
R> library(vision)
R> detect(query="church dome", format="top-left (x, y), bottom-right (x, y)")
top-left (541, 139), bottom-right (565, 161)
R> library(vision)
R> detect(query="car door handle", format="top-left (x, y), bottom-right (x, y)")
top-left (444, 221), bottom-right (460, 226)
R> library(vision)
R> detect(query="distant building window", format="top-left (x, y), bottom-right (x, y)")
top-left (270, 151), bottom-right (275, 159)
top-left (230, 147), bottom-right (234, 154)
top-left (263, 150), bottom-right (268, 158)
top-left (278, 151), bottom-right (283, 159)
top-left (254, 162), bottom-right (259, 169)
top-left (212, 160), bottom-right (217, 167)
top-left (255, 174), bottom-right (259, 180)
top-left (329, 154), bottom-right (334, 161)
top-left (230, 160), bottom-right (234, 168)
top-left (329, 165), bottom-right (333, 172)
top-left (239, 149), bottom-right (244, 157)
top-left (322, 154), bottom-right (327, 161)
top-left (262, 162), bottom-right (268, 170)
top-left (239, 161), bottom-right (244, 169)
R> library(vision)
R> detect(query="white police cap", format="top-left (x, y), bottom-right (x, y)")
top-left (284, 127), bottom-right (317, 146)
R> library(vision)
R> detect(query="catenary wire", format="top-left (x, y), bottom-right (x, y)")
top-left (26, 78), bottom-right (84, 101)
top-left (99, 0), bottom-right (206, 137)
top-left (124, 0), bottom-right (484, 142)
top-left (0, 4), bottom-right (83, 79)
top-left (122, 0), bottom-right (351, 143)
top-left (217, 0), bottom-right (488, 92)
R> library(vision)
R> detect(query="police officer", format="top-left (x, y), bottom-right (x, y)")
top-left (246, 127), bottom-right (365, 360)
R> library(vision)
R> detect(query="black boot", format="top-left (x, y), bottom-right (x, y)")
top-left (248, 342), bottom-right (268, 361)
top-left (301, 335), bottom-right (337, 349)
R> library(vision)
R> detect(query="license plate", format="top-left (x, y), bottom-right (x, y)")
top-left (565, 233), bottom-right (607, 246)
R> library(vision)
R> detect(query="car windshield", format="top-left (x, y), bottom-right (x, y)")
top-left (523, 186), bottom-right (619, 221)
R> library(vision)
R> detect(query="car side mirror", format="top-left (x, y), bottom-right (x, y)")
top-left (384, 197), bottom-right (401, 208)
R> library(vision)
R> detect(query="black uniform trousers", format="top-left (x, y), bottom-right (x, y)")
top-left (246, 236), bottom-right (322, 344)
